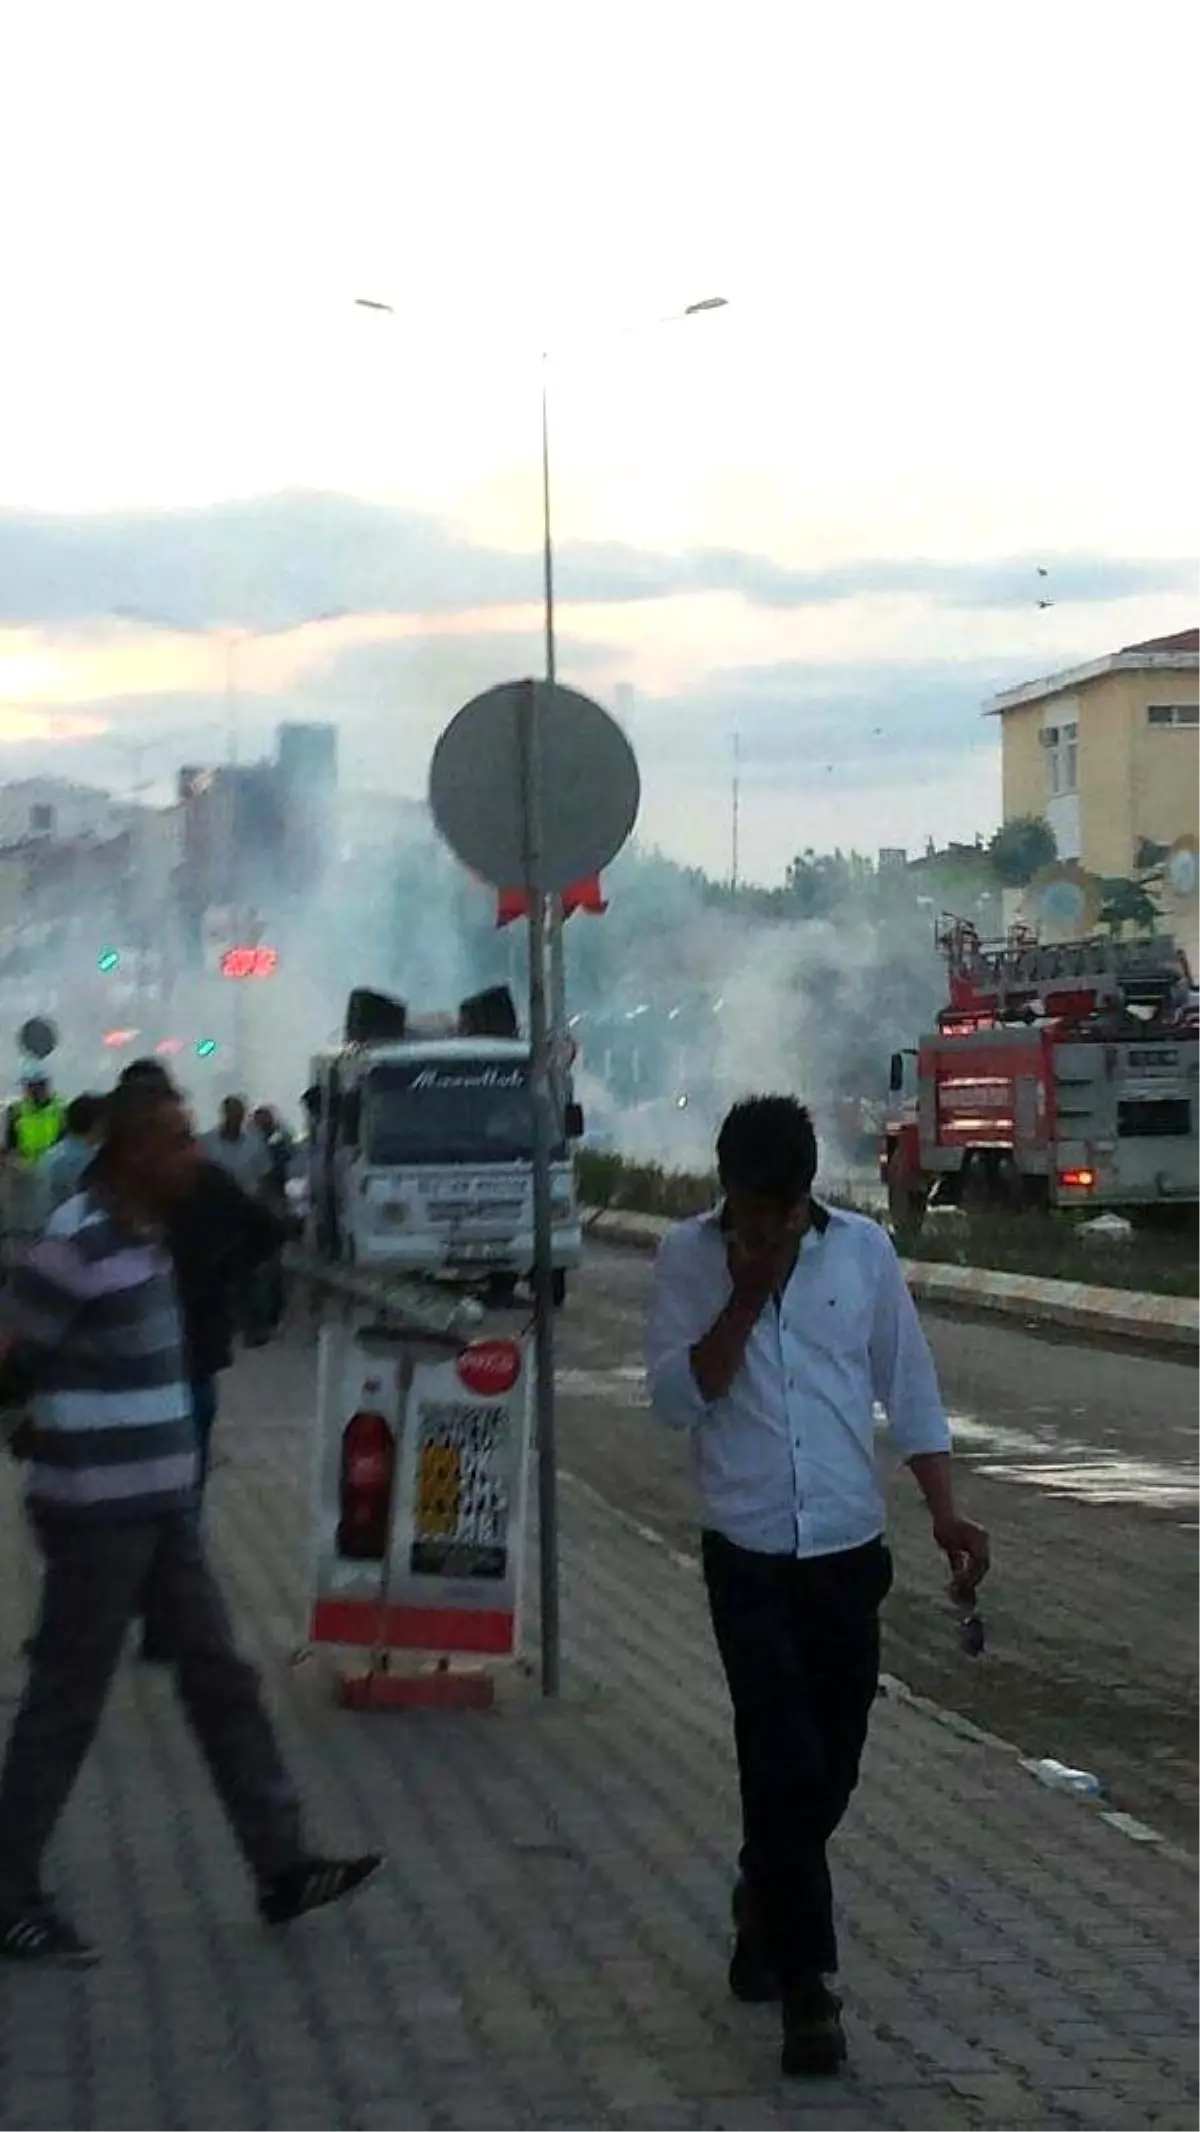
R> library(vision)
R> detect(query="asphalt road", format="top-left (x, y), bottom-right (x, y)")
top-left (551, 1243), bottom-right (1199, 1848)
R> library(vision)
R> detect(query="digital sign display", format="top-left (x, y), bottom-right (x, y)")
top-left (219, 946), bottom-right (278, 980)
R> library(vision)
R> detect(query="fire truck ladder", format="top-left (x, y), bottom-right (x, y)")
top-left (942, 922), bottom-right (1185, 1017)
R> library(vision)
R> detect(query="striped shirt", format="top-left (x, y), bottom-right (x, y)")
top-left (0, 1189), bottom-right (197, 1519)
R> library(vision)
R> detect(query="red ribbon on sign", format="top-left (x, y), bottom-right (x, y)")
top-left (495, 875), bottom-right (608, 929)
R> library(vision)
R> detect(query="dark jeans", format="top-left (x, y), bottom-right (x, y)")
top-left (138, 1377), bottom-right (218, 1660)
top-left (702, 1529), bottom-right (893, 1987)
top-left (0, 1509), bottom-right (304, 1909)
top-left (192, 1376), bottom-right (219, 1489)
top-left (242, 1259), bottom-right (283, 1342)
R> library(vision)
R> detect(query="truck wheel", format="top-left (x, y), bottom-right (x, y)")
top-left (960, 1162), bottom-right (994, 1221)
top-left (552, 1269), bottom-right (568, 1309)
top-left (886, 1150), bottom-right (927, 1238)
top-left (487, 1274), bottom-right (518, 1308)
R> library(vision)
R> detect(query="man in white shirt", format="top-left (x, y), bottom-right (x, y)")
top-left (646, 1095), bottom-right (988, 2080)
top-left (200, 1096), bottom-right (271, 1196)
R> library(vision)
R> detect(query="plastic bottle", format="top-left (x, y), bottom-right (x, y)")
top-left (1028, 1757), bottom-right (1104, 1797)
top-left (336, 1381), bottom-right (395, 1561)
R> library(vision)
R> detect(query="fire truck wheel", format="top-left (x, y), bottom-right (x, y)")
top-left (960, 1162), bottom-right (992, 1218)
top-left (886, 1150), bottom-right (927, 1236)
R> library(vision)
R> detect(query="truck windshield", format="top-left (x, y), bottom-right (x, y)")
top-left (363, 1058), bottom-right (561, 1165)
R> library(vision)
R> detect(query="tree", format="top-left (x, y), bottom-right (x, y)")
top-left (988, 816), bottom-right (1057, 889)
top-left (1096, 875), bottom-right (1162, 939)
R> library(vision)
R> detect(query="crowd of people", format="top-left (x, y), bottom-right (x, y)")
top-left (0, 1060), bottom-right (380, 1965)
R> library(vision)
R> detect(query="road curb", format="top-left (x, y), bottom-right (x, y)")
top-left (583, 1207), bottom-right (1199, 1349)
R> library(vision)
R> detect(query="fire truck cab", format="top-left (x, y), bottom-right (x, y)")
top-left (881, 919), bottom-right (1198, 1230)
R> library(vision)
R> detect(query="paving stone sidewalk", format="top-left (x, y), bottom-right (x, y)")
top-left (0, 1340), bottom-right (1196, 2131)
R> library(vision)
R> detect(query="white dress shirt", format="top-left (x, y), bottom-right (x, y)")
top-left (200, 1128), bottom-right (270, 1196)
top-left (645, 1205), bottom-right (952, 1558)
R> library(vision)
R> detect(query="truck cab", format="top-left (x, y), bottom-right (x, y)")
top-left (308, 987), bottom-right (584, 1303)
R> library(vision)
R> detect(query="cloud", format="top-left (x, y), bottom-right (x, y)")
top-left (626, 654), bottom-right (1031, 793)
top-left (0, 489), bottom-right (1190, 631)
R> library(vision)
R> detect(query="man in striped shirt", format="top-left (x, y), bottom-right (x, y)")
top-left (0, 1079), bottom-right (380, 1967)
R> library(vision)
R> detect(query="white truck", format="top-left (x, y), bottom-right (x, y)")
top-left (306, 986), bottom-right (584, 1305)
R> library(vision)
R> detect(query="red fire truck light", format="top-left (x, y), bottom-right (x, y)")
top-left (1058, 1167), bottom-right (1096, 1190)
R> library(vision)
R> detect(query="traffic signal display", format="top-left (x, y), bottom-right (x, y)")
top-left (196, 1038), bottom-right (219, 1058)
top-left (97, 948), bottom-right (120, 974)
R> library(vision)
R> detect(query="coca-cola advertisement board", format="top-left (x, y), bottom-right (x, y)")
top-left (309, 1324), bottom-right (532, 1660)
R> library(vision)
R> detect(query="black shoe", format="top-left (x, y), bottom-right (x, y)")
top-left (781, 1979), bottom-right (847, 2078)
top-left (729, 1876), bottom-right (780, 2003)
top-left (0, 1906), bottom-right (99, 1968)
top-left (258, 1853), bottom-right (382, 1927)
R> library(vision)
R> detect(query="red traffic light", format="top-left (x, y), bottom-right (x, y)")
top-left (220, 945), bottom-right (279, 980)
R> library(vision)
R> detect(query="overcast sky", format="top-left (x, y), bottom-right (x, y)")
top-left (0, 0), bottom-right (1193, 882)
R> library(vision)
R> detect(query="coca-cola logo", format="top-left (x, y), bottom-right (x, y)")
top-left (456, 1339), bottom-right (522, 1396)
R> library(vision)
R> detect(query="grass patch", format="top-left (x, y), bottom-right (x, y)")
top-left (577, 1150), bottom-right (1198, 1298)
top-left (908, 1208), bottom-right (1198, 1297)
top-left (576, 1149), bottom-right (715, 1221)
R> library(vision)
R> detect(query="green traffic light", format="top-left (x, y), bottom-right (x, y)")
top-left (196, 1039), bottom-right (219, 1058)
top-left (98, 948), bottom-right (120, 974)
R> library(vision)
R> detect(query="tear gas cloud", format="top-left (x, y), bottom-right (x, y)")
top-left (219, 818), bottom-right (949, 1187)
top-left (4, 800), bottom-right (948, 1182)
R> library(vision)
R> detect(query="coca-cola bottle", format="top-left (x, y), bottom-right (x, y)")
top-left (336, 1380), bottom-right (395, 1560)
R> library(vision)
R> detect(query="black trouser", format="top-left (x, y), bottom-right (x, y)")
top-left (702, 1529), bottom-right (892, 1988)
top-left (0, 1509), bottom-right (305, 1909)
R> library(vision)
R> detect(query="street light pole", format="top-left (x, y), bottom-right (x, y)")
top-left (352, 293), bottom-right (728, 1056)
top-left (538, 300), bottom-right (728, 1055)
top-left (541, 358), bottom-right (568, 1061)
top-left (225, 631), bottom-right (242, 769)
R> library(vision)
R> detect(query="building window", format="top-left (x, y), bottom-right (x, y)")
top-left (1041, 720), bottom-right (1078, 796)
top-left (1147, 704), bottom-right (1199, 728)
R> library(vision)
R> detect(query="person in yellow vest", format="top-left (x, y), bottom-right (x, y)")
top-left (5, 1072), bottom-right (65, 1169)
top-left (1, 1071), bottom-right (65, 1268)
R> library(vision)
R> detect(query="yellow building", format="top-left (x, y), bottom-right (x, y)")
top-left (987, 627), bottom-right (1199, 956)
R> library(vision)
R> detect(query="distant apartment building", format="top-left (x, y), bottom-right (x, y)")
top-left (987, 627), bottom-right (1199, 951)
top-left (0, 777), bottom-right (127, 846)
top-left (173, 721), bottom-right (339, 957)
top-left (276, 720), bottom-right (337, 885)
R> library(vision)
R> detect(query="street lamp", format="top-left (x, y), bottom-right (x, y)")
top-left (354, 292), bottom-right (730, 1043)
top-left (539, 297), bottom-right (728, 1042)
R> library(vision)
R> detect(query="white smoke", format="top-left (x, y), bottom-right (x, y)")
top-left (5, 786), bottom-right (946, 1182)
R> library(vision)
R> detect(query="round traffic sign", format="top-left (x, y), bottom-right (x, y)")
top-left (429, 679), bottom-right (640, 895)
top-left (17, 1016), bottom-right (58, 1061)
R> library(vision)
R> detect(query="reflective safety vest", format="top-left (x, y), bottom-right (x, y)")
top-left (14, 1098), bottom-right (65, 1167)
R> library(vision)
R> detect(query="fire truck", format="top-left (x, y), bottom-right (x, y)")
top-left (880, 918), bottom-right (1199, 1230)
